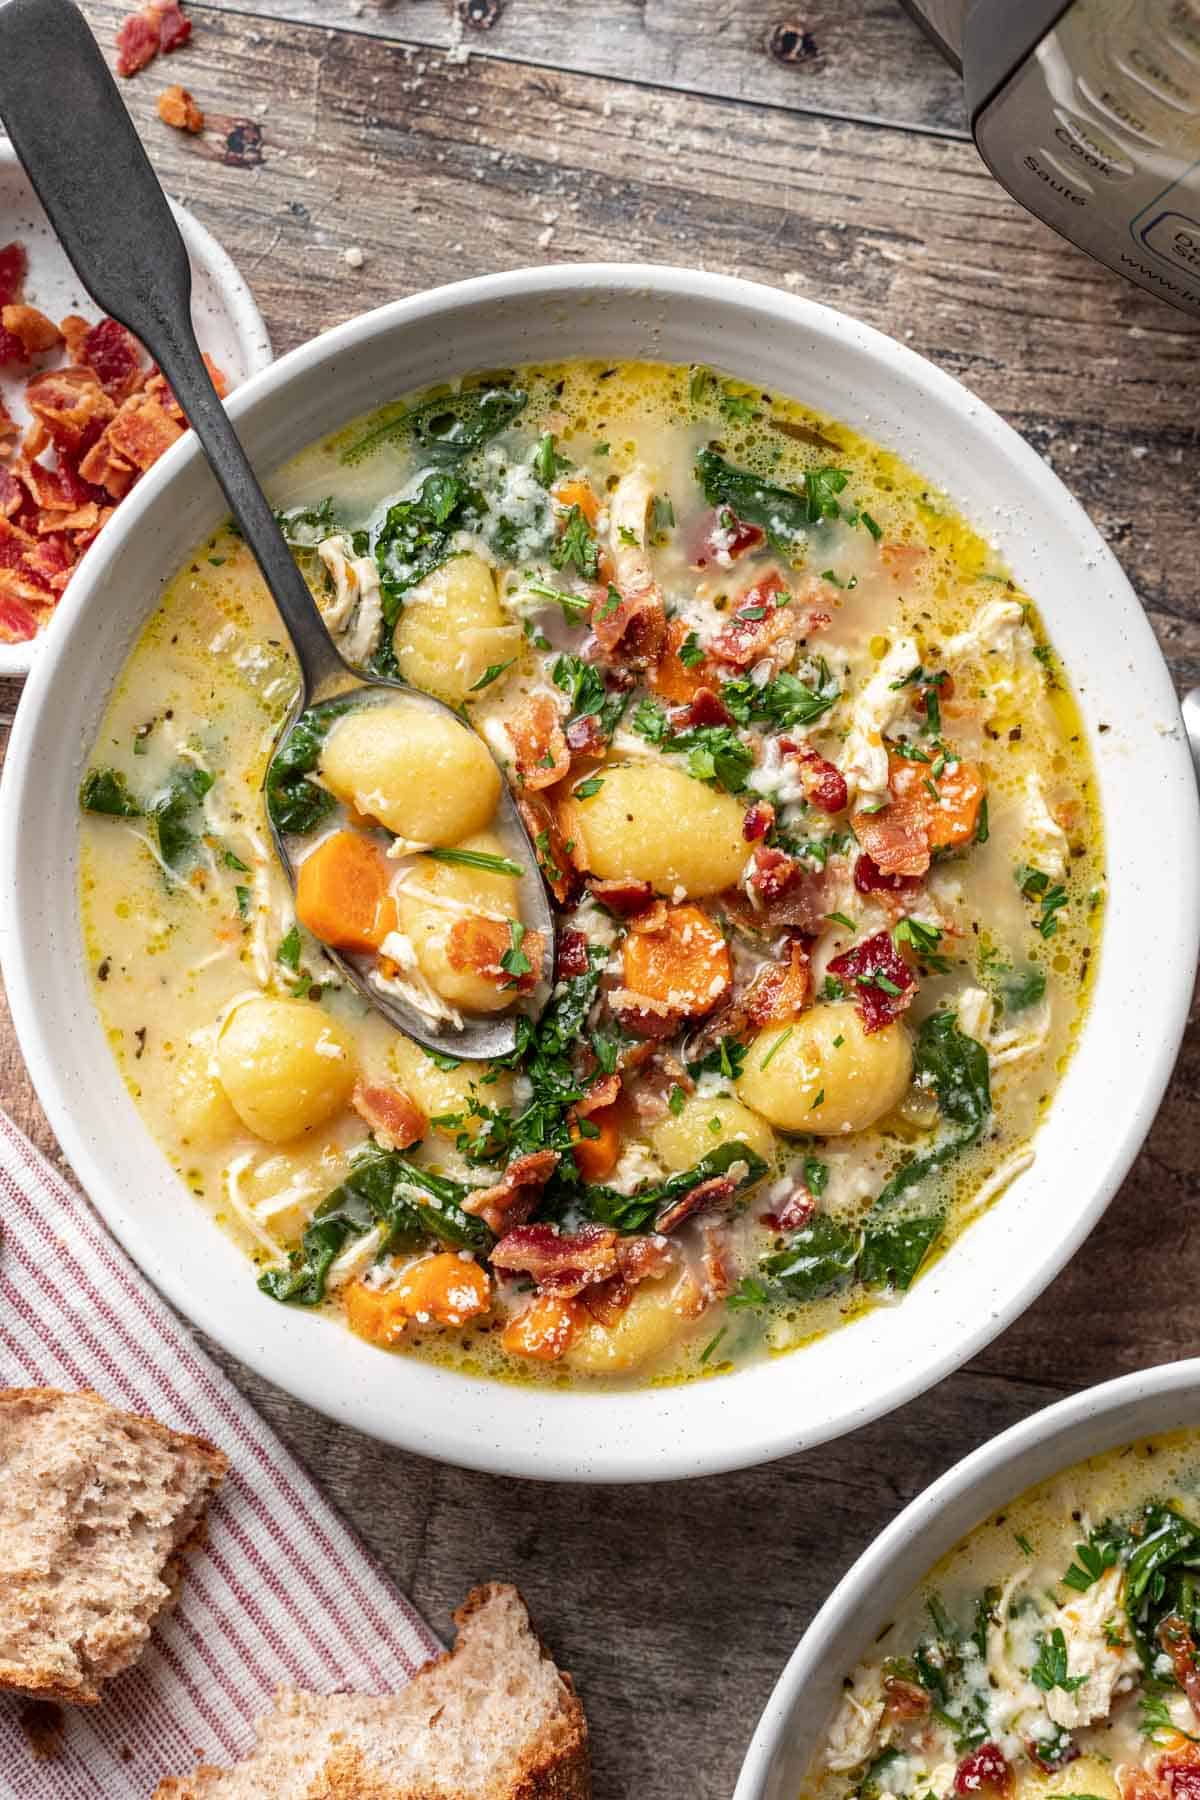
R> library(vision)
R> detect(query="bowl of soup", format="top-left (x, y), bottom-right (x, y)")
top-left (734, 1360), bottom-right (1200, 1800)
top-left (1, 266), bottom-right (1195, 1479)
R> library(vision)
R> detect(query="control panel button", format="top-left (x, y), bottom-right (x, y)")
top-left (1019, 148), bottom-right (1092, 207)
top-left (1052, 106), bottom-right (1136, 177)
top-left (1114, 39), bottom-right (1199, 112)
top-left (1077, 72), bottom-right (1163, 143)
top-left (1140, 208), bottom-right (1200, 274)
top-left (1158, 0), bottom-right (1200, 66)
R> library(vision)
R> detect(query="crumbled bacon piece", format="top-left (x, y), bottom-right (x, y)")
top-left (0, 592), bottom-right (39, 641)
top-left (0, 326), bottom-right (28, 368)
top-left (116, 9), bottom-right (161, 76)
top-left (606, 987), bottom-right (680, 1040)
top-left (761, 1183), bottom-right (815, 1233)
top-left (954, 1745), bottom-right (1012, 1798)
top-left (588, 877), bottom-right (656, 916)
top-left (463, 1151), bottom-right (560, 1237)
top-left (742, 799), bottom-right (775, 842)
top-left (509, 692), bottom-right (570, 790)
top-left (158, 82), bottom-right (203, 131)
top-left (699, 1219), bottom-right (734, 1302)
top-left (564, 711), bottom-right (607, 757)
top-left (1156, 1750), bottom-right (1200, 1800)
top-left (23, 534), bottom-right (73, 592)
top-left (154, 0), bottom-right (193, 53)
top-left (516, 791), bottom-right (578, 907)
top-left (625, 898), bottom-right (670, 936)
top-left (582, 1234), bottom-right (676, 1323)
top-left (690, 506), bottom-right (764, 568)
top-left (655, 1173), bottom-right (739, 1235)
top-left (1, 306), bottom-right (61, 358)
top-left (671, 685), bottom-right (733, 730)
top-left (692, 938), bottom-right (811, 1059)
top-left (854, 851), bottom-right (922, 898)
top-left (574, 1073), bottom-right (621, 1120)
top-left (747, 843), bottom-right (801, 904)
top-left (624, 1048), bottom-right (692, 1124)
top-left (722, 851), bottom-right (831, 937)
top-left (554, 927), bottom-right (591, 981)
top-left (1158, 1616), bottom-right (1200, 1720)
top-left (648, 615), bottom-right (717, 706)
top-left (779, 739), bottom-right (848, 813)
top-left (445, 916), bottom-right (542, 993)
top-left (591, 582), bottom-right (666, 669)
top-left (0, 243), bottom-right (26, 309)
top-left (78, 318), bottom-right (144, 400)
top-left (882, 1670), bottom-right (931, 1718)
top-left (351, 1081), bottom-right (426, 1152)
top-left (710, 571), bottom-right (795, 667)
top-left (827, 929), bottom-right (916, 1033)
top-left (104, 392), bottom-right (185, 472)
top-left (26, 368), bottom-right (115, 456)
top-left (491, 1221), bottom-right (620, 1294)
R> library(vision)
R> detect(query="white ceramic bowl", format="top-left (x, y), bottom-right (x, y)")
top-left (0, 140), bottom-right (273, 678)
top-left (734, 1359), bottom-right (1200, 1800)
top-left (1, 265), bottom-right (1196, 1481)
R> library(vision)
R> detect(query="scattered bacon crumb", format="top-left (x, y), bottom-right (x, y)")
top-left (953, 1745), bottom-right (1012, 1798)
top-left (554, 927), bottom-right (591, 981)
top-left (564, 711), bottom-right (607, 758)
top-left (883, 1672), bottom-right (931, 1719)
top-left (761, 1183), bottom-right (815, 1233)
top-left (0, 245), bottom-right (26, 309)
top-left (1, 306), bottom-right (61, 358)
top-left (463, 1150), bottom-right (560, 1236)
top-left (672, 685), bottom-right (733, 729)
top-left (351, 1081), bottom-right (425, 1152)
top-left (116, 2), bottom-right (191, 79)
top-left (591, 581), bottom-right (666, 670)
top-left (828, 929), bottom-right (916, 1033)
top-left (508, 692), bottom-right (570, 790)
top-left (154, 1), bottom-right (193, 54)
top-left (656, 1173), bottom-right (740, 1235)
top-left (587, 876), bottom-right (656, 917)
top-left (648, 615), bottom-right (717, 706)
top-left (445, 916), bottom-right (543, 993)
top-left (689, 506), bottom-right (764, 568)
top-left (491, 1222), bottom-right (621, 1295)
top-left (854, 851), bottom-right (923, 899)
top-left (516, 790), bottom-right (578, 906)
top-left (721, 847), bottom-right (831, 937)
top-left (742, 799), bottom-right (775, 842)
top-left (779, 739), bottom-right (848, 813)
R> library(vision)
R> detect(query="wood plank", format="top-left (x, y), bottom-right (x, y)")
top-left (0, 12), bottom-right (1195, 1799)
top-left (174, 0), bottom-right (971, 137)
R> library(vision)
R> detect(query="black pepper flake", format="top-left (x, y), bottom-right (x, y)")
top-left (133, 1027), bottom-right (147, 1060)
top-left (97, 958), bottom-right (111, 982)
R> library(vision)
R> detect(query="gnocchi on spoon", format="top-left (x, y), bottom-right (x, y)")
top-left (0, 0), bottom-right (553, 1058)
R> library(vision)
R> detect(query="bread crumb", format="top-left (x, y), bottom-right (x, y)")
top-left (343, 246), bottom-right (365, 269)
top-left (157, 84), bottom-right (204, 133)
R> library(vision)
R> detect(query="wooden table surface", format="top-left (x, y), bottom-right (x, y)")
top-left (2, 4), bottom-right (1199, 1794)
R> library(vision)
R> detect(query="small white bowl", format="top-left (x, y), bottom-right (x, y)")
top-left (0, 140), bottom-right (272, 678)
top-left (734, 1360), bottom-right (1200, 1800)
top-left (1, 265), bottom-right (1196, 1481)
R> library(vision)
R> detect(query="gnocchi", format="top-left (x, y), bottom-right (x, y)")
top-left (736, 1003), bottom-right (912, 1136)
top-left (318, 701), bottom-right (500, 846)
top-left (216, 997), bottom-right (356, 1143)
top-left (393, 553), bottom-right (522, 706)
top-left (395, 831), bottom-right (521, 1013)
top-left (647, 1092), bottom-right (775, 1172)
top-left (560, 762), bottom-right (747, 896)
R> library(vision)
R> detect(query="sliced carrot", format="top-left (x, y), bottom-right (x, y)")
top-left (552, 477), bottom-right (601, 528)
top-left (621, 903), bottom-right (732, 1017)
top-left (570, 1102), bottom-right (622, 1182)
top-left (926, 757), bottom-right (984, 849)
top-left (392, 1252), bottom-right (491, 1327)
top-left (648, 616), bottom-right (715, 706)
top-left (343, 1280), bottom-right (409, 1347)
top-left (500, 1293), bottom-right (584, 1362)
top-left (295, 829), bottom-right (396, 954)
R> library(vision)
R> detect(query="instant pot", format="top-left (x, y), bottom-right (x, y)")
top-left (900, 0), bottom-right (1200, 317)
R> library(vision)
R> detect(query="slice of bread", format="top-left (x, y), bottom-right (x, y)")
top-left (156, 1582), bottom-right (590, 1800)
top-left (0, 1386), bottom-right (228, 1705)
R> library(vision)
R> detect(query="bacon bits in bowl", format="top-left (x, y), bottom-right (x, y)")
top-left (0, 140), bottom-right (271, 674)
top-left (0, 267), bottom-right (1195, 1479)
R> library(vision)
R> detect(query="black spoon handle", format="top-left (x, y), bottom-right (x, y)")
top-left (0, 0), bottom-right (343, 696)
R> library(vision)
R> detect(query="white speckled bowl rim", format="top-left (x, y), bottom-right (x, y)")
top-left (734, 1360), bottom-right (1200, 1800)
top-left (1, 264), bottom-right (1196, 1482)
top-left (0, 139), bottom-right (273, 678)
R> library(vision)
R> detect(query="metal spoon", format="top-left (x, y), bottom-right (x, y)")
top-left (0, 0), bottom-right (554, 1059)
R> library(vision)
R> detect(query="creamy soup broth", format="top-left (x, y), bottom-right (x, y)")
top-left (79, 358), bottom-right (1103, 1388)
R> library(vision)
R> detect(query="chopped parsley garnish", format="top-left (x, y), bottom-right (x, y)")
top-left (758, 1026), bottom-right (793, 1071)
top-left (1015, 864), bottom-right (1069, 938)
top-left (277, 925), bottom-right (302, 972)
top-left (1030, 1626), bottom-right (1087, 1694)
top-left (686, 1035), bottom-right (747, 1082)
top-left (678, 632), bottom-right (706, 668)
top-left (468, 659), bottom-right (517, 692)
top-left (573, 775), bottom-right (604, 800)
top-left (1062, 1528), bottom-right (1119, 1592)
top-left (532, 432), bottom-right (570, 487)
top-left (500, 920), bottom-right (532, 985)
top-left (525, 576), bottom-right (591, 618)
top-left (631, 697), bottom-right (753, 794)
top-left (551, 504), bottom-right (600, 579)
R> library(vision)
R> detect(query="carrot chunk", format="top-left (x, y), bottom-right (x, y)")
top-left (621, 903), bottom-right (731, 1017)
top-left (926, 757), bottom-right (984, 849)
top-left (294, 830), bottom-right (396, 954)
top-left (570, 1102), bottom-right (622, 1182)
top-left (852, 751), bottom-right (985, 876)
top-left (551, 477), bottom-right (601, 527)
top-left (392, 1253), bottom-right (491, 1327)
top-left (648, 616), bottom-right (715, 706)
top-left (500, 1293), bottom-right (584, 1361)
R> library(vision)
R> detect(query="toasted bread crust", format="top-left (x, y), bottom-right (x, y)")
top-left (0, 1387), bottom-right (227, 1705)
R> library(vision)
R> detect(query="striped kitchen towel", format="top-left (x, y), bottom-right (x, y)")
top-left (0, 1109), bottom-right (441, 1798)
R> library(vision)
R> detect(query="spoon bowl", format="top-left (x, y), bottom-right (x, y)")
top-left (0, 0), bottom-right (554, 1058)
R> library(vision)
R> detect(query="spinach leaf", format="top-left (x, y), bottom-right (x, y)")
top-left (762, 1214), bottom-right (861, 1302)
top-left (265, 694), bottom-right (362, 836)
top-left (80, 767), bottom-right (141, 817)
top-left (695, 448), bottom-right (852, 554)
top-left (1123, 1503), bottom-right (1200, 1669)
top-left (585, 1140), bottom-right (768, 1234)
top-left (275, 496), bottom-right (338, 547)
top-left (344, 384), bottom-right (528, 465)
top-left (258, 1143), bottom-right (492, 1307)
top-left (152, 766), bottom-right (215, 868)
top-left (995, 962), bottom-right (1046, 1016)
top-left (858, 1012), bottom-right (990, 1291)
top-left (369, 471), bottom-right (484, 676)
